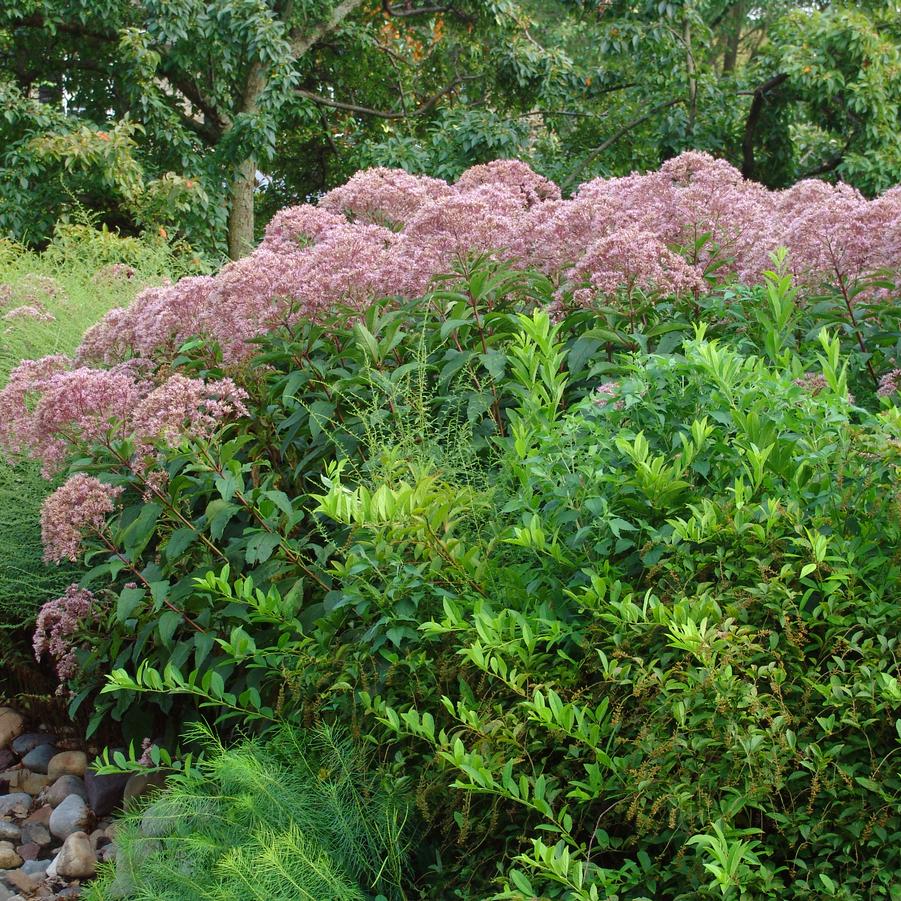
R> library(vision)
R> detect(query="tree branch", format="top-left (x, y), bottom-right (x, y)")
top-left (566, 98), bottom-right (685, 188)
top-left (7, 13), bottom-right (117, 44)
top-left (291, 0), bottom-right (368, 58)
top-left (297, 75), bottom-right (474, 118)
top-left (740, 72), bottom-right (788, 179)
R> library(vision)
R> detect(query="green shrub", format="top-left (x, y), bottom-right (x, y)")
top-left (320, 315), bottom-right (901, 898)
top-left (85, 723), bottom-right (409, 901)
top-left (32, 256), bottom-right (901, 898)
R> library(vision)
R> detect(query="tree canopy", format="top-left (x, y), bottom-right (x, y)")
top-left (1, 0), bottom-right (899, 257)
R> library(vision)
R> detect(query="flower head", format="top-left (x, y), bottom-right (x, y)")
top-left (33, 585), bottom-right (96, 688)
top-left (41, 474), bottom-right (124, 562)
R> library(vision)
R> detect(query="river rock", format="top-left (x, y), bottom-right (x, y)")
top-left (0, 821), bottom-right (20, 842)
top-left (20, 771), bottom-right (52, 796)
top-left (49, 793), bottom-right (92, 840)
top-left (44, 774), bottom-right (87, 808)
top-left (10, 734), bottom-right (54, 758)
top-left (0, 840), bottom-right (22, 868)
top-left (123, 771), bottom-right (168, 805)
top-left (85, 770), bottom-right (128, 817)
top-left (47, 751), bottom-right (87, 779)
top-left (21, 744), bottom-right (56, 775)
top-left (3, 868), bottom-right (38, 896)
top-left (21, 821), bottom-right (51, 846)
top-left (53, 830), bottom-right (97, 879)
top-left (0, 750), bottom-right (14, 771)
top-left (0, 710), bottom-right (24, 751)
top-left (22, 805), bottom-right (51, 827)
top-left (0, 794), bottom-right (31, 818)
top-left (20, 858), bottom-right (50, 878)
top-left (14, 841), bottom-right (39, 860)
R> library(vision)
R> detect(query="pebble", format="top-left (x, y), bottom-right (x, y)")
top-left (22, 805), bottom-right (51, 827)
top-left (0, 794), bottom-right (31, 818)
top-left (21, 858), bottom-right (51, 877)
top-left (2, 870), bottom-right (38, 895)
top-left (0, 820), bottom-right (20, 842)
top-left (14, 841), bottom-right (39, 860)
top-left (0, 710), bottom-right (24, 751)
top-left (0, 839), bottom-right (22, 868)
top-left (53, 830), bottom-right (97, 879)
top-left (21, 821), bottom-right (51, 846)
top-left (21, 744), bottom-right (57, 775)
top-left (21, 772), bottom-right (52, 796)
top-left (10, 734), bottom-right (54, 757)
top-left (49, 793), bottom-right (93, 840)
top-left (44, 775), bottom-right (87, 808)
top-left (47, 751), bottom-right (87, 779)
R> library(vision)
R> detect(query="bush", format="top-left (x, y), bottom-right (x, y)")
top-left (85, 723), bottom-right (409, 901)
top-left (3, 158), bottom-right (901, 898)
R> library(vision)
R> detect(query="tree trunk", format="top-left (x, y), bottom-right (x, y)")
top-left (227, 159), bottom-right (256, 260)
top-left (722, 1), bottom-right (744, 74)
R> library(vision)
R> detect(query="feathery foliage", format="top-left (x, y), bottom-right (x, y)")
top-left (85, 723), bottom-right (410, 901)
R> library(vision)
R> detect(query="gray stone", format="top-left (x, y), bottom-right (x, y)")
top-left (0, 710), bottom-right (24, 751)
top-left (46, 751), bottom-right (87, 779)
top-left (0, 886), bottom-right (14, 901)
top-left (0, 840), bottom-right (22, 868)
top-left (20, 858), bottom-right (50, 877)
top-left (43, 774), bottom-right (87, 808)
top-left (84, 770), bottom-right (128, 817)
top-left (20, 744), bottom-right (56, 775)
top-left (21, 821), bottom-right (50, 846)
top-left (0, 794), bottom-right (30, 818)
top-left (49, 793), bottom-right (92, 840)
top-left (0, 821), bottom-right (20, 842)
top-left (53, 830), bottom-right (97, 879)
top-left (10, 734), bottom-right (54, 758)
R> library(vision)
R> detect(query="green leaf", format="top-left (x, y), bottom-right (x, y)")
top-left (116, 587), bottom-right (145, 623)
top-left (157, 610), bottom-right (182, 647)
top-left (121, 503), bottom-right (162, 559)
top-left (353, 322), bottom-right (380, 363)
top-left (246, 531), bottom-right (281, 565)
top-left (164, 527), bottom-right (198, 562)
top-left (206, 499), bottom-right (239, 541)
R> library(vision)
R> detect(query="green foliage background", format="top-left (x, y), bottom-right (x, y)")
top-left (1, 1), bottom-right (899, 257)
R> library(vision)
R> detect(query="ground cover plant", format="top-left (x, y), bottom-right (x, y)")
top-left (1, 155), bottom-right (901, 898)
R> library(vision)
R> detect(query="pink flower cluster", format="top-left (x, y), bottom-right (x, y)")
top-left (71, 153), bottom-right (901, 370)
top-left (0, 354), bottom-right (247, 475)
top-left (33, 584), bottom-right (96, 686)
top-left (877, 369), bottom-right (901, 398)
top-left (3, 305), bottom-right (56, 323)
top-left (41, 473), bottom-right (123, 562)
top-left (3, 154), bottom-right (900, 477)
